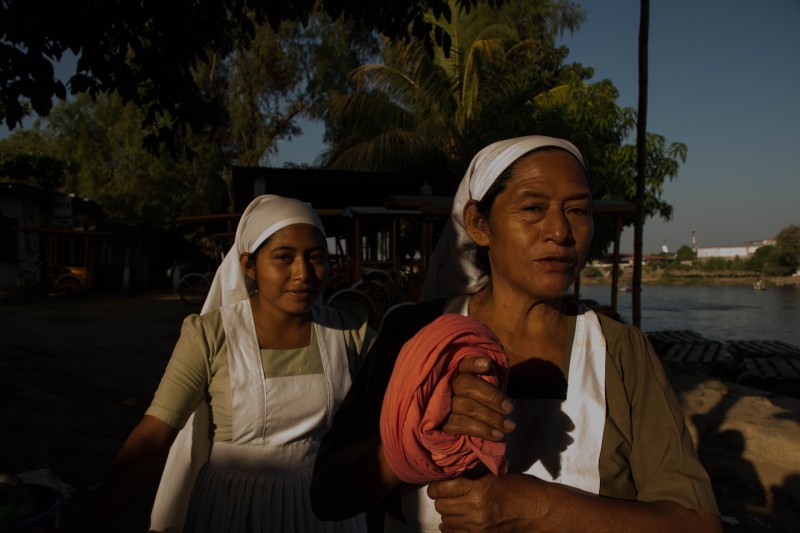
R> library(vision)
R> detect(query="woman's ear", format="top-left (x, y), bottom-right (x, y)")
top-left (463, 200), bottom-right (491, 246)
top-left (240, 253), bottom-right (254, 280)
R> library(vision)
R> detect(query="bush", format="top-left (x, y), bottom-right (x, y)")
top-left (746, 246), bottom-right (773, 272)
top-left (700, 257), bottom-right (730, 272)
top-left (582, 266), bottom-right (605, 279)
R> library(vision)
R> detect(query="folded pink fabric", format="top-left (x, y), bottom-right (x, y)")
top-left (380, 313), bottom-right (510, 484)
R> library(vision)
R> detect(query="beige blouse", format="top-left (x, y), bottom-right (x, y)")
top-left (146, 308), bottom-right (374, 441)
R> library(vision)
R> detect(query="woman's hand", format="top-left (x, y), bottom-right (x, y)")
top-left (441, 356), bottom-right (515, 441)
top-left (427, 473), bottom-right (537, 532)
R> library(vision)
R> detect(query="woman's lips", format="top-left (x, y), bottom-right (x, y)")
top-left (535, 256), bottom-right (576, 271)
top-left (286, 288), bottom-right (315, 299)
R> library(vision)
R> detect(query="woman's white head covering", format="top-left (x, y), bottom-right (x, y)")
top-left (419, 135), bottom-right (584, 301)
top-left (201, 195), bottom-right (326, 313)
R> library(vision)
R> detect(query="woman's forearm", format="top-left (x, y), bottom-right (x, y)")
top-left (517, 475), bottom-right (723, 533)
top-left (311, 435), bottom-right (400, 520)
top-left (540, 487), bottom-right (723, 533)
top-left (83, 415), bottom-right (177, 531)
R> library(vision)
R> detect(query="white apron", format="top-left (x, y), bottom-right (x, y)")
top-left (150, 300), bottom-right (367, 533)
top-left (385, 296), bottom-right (607, 532)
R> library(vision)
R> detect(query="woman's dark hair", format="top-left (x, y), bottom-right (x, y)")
top-left (245, 233), bottom-right (274, 272)
top-left (472, 146), bottom-right (583, 277)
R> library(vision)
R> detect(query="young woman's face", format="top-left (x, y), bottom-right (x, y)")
top-left (242, 223), bottom-right (329, 317)
top-left (470, 150), bottom-right (594, 302)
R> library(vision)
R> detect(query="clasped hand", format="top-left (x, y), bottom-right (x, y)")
top-left (440, 355), bottom-right (515, 441)
top-left (428, 472), bottom-right (540, 533)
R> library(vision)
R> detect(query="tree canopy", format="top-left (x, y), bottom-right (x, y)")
top-left (40, 92), bottom-right (228, 227)
top-left (675, 244), bottom-right (695, 262)
top-left (218, 5), bottom-right (378, 167)
top-left (767, 224), bottom-right (800, 275)
top-left (0, 5), bottom-right (378, 224)
top-left (1, 0), bottom-right (501, 150)
top-left (319, 0), bottom-right (585, 175)
top-left (0, 128), bottom-right (66, 190)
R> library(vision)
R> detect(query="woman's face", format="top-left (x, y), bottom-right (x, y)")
top-left (241, 223), bottom-right (329, 317)
top-left (468, 149), bottom-right (593, 303)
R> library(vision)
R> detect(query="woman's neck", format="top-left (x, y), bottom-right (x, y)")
top-left (248, 296), bottom-right (313, 349)
top-left (468, 288), bottom-right (568, 367)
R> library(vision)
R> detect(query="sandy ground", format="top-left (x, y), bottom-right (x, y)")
top-left (1, 290), bottom-right (799, 532)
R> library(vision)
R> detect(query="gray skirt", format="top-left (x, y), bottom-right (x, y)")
top-left (183, 441), bottom-right (367, 533)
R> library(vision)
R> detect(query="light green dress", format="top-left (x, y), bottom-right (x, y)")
top-left (149, 299), bottom-right (372, 533)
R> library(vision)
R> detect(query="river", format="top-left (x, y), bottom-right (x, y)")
top-left (578, 284), bottom-right (800, 347)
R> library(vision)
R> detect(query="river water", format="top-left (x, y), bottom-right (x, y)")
top-left (578, 284), bottom-right (800, 347)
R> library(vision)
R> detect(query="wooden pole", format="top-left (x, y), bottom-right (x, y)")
top-left (633, 0), bottom-right (650, 328)
top-left (611, 214), bottom-right (622, 314)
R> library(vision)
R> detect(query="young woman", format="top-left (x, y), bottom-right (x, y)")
top-left (87, 195), bottom-right (373, 532)
top-left (311, 136), bottom-right (722, 532)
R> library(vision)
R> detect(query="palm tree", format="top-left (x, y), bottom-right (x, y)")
top-left (318, 0), bottom-right (583, 177)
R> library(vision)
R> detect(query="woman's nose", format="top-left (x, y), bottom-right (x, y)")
top-left (293, 258), bottom-right (309, 280)
top-left (543, 209), bottom-right (572, 243)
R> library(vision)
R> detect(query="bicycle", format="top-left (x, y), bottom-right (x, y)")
top-left (178, 271), bottom-right (213, 306)
top-left (15, 262), bottom-right (84, 299)
top-left (326, 288), bottom-right (378, 329)
top-left (350, 278), bottom-right (391, 322)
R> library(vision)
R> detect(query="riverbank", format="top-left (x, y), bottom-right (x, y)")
top-left (581, 270), bottom-right (800, 288)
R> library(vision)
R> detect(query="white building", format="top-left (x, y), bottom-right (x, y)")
top-left (696, 239), bottom-right (775, 259)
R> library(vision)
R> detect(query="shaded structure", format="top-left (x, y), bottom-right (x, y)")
top-left (591, 199), bottom-right (637, 316)
top-left (230, 166), bottom-right (454, 212)
top-left (171, 167), bottom-right (638, 327)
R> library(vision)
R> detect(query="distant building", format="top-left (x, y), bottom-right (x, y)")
top-left (696, 239), bottom-right (775, 259)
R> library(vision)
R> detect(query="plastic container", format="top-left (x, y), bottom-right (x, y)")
top-left (0, 482), bottom-right (63, 530)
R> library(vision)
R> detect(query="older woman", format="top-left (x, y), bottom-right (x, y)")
top-left (311, 136), bottom-right (721, 532)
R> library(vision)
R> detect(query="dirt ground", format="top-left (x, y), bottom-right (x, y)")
top-left (1, 290), bottom-right (799, 532)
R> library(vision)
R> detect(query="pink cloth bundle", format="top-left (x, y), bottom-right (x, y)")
top-left (380, 313), bottom-right (510, 484)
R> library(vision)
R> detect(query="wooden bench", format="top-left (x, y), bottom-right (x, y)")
top-left (646, 330), bottom-right (736, 378)
top-left (647, 331), bottom-right (800, 397)
top-left (725, 339), bottom-right (800, 359)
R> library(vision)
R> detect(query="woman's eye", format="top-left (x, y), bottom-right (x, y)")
top-left (275, 254), bottom-right (292, 262)
top-left (566, 202), bottom-right (592, 216)
top-left (310, 253), bottom-right (326, 264)
top-left (523, 204), bottom-right (545, 213)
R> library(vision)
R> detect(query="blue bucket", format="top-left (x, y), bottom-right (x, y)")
top-left (0, 483), bottom-right (63, 530)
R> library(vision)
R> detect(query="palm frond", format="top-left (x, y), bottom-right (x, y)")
top-left (325, 129), bottom-right (447, 172)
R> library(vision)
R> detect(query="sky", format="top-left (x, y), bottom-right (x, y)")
top-left (4, 1), bottom-right (799, 255)
top-left (274, 0), bottom-right (800, 254)
top-left (556, 0), bottom-right (800, 254)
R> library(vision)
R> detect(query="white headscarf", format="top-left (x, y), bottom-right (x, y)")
top-left (419, 136), bottom-right (585, 301)
top-left (201, 194), bottom-right (326, 313)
